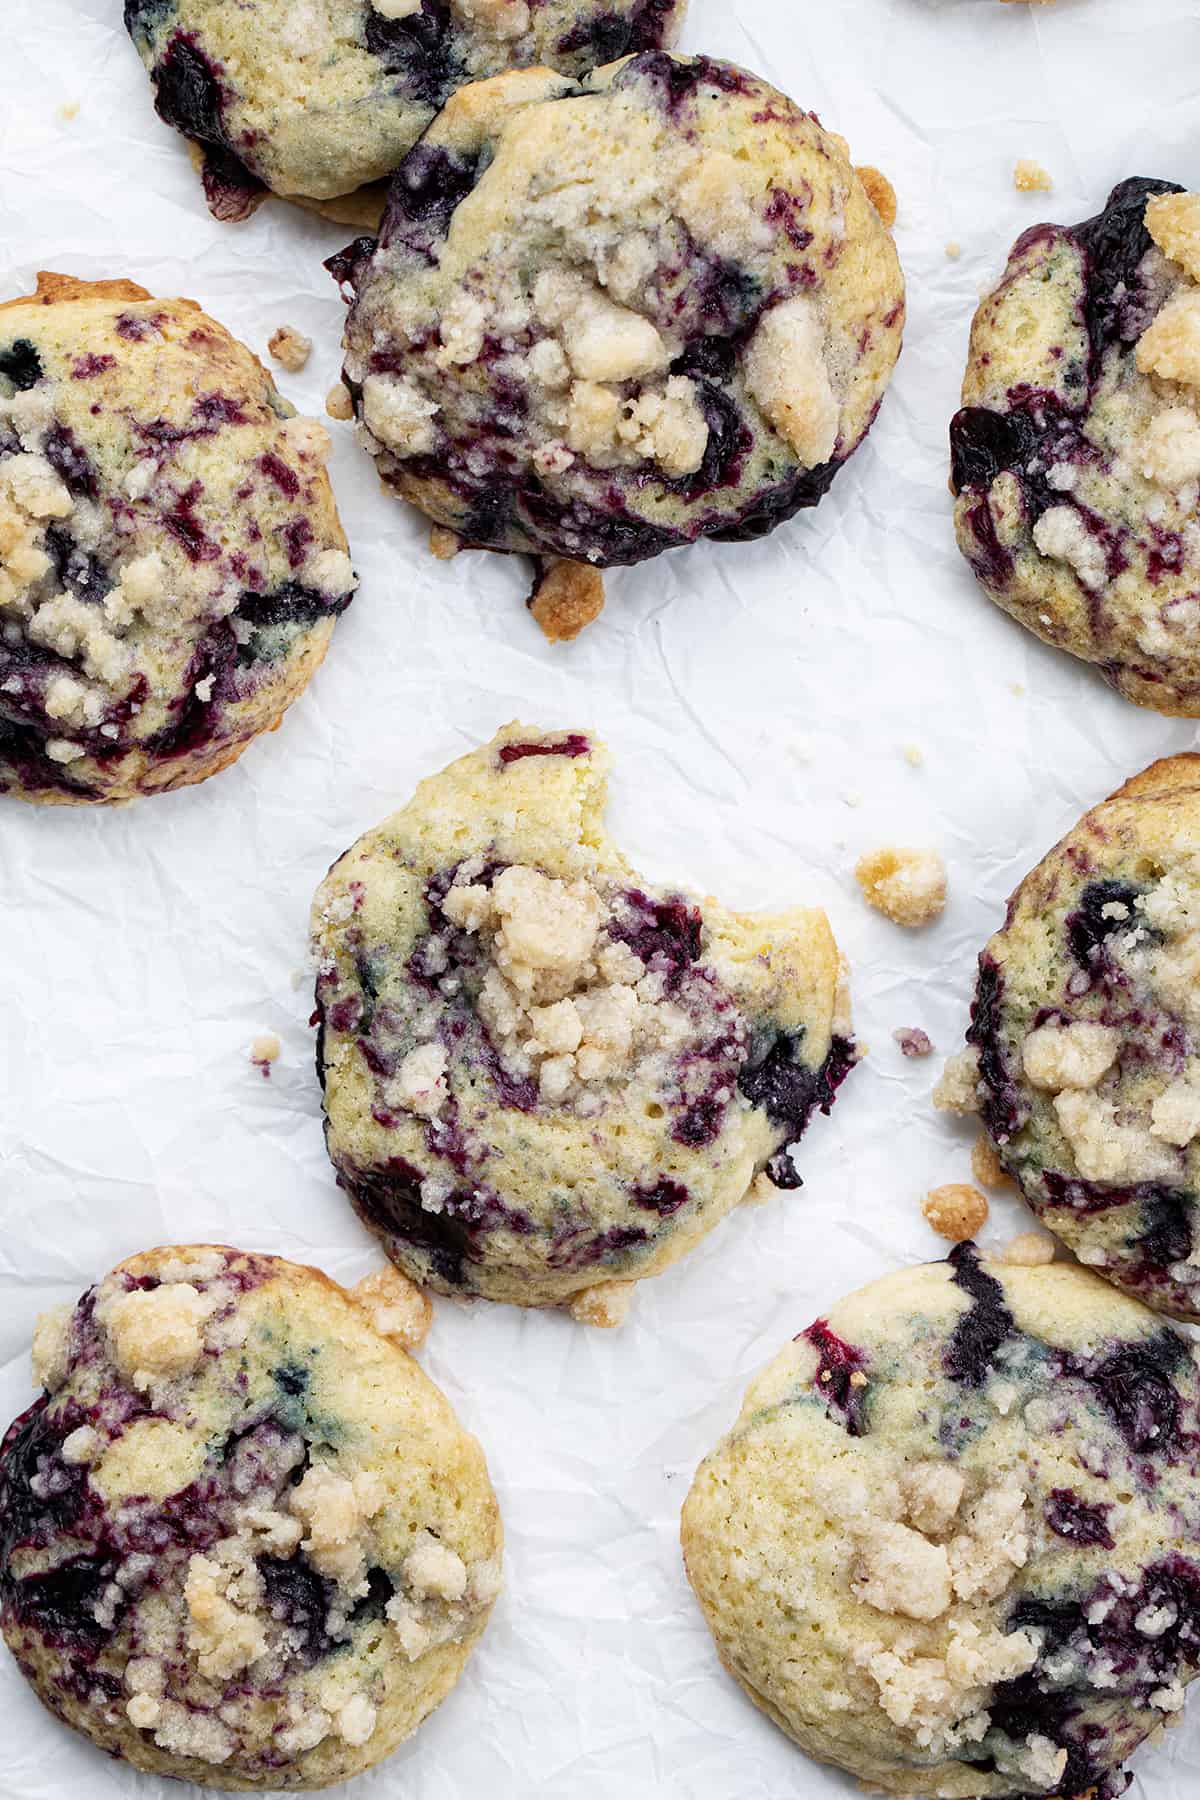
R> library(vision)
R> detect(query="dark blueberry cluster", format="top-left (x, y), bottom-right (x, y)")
top-left (967, 957), bottom-right (1027, 1144)
top-left (943, 1242), bottom-right (1015, 1386)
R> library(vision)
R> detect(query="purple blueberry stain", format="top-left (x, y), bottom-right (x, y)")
top-left (144, 32), bottom-right (266, 221)
top-left (629, 1178), bottom-right (691, 1216)
top-left (1044, 1489), bottom-right (1116, 1550)
top-left (801, 1319), bottom-right (870, 1436)
top-left (497, 734), bottom-right (590, 765)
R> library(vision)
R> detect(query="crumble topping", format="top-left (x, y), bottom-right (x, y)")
top-left (1032, 504), bottom-right (1108, 590)
top-left (1136, 289), bottom-right (1200, 387)
top-left (1021, 1020), bottom-right (1121, 1091)
top-left (921, 1184), bottom-right (989, 1242)
top-left (855, 847), bottom-right (947, 929)
top-left (1146, 191), bottom-right (1200, 283)
top-left (288, 1464), bottom-right (388, 1590)
top-left (351, 1265), bottom-right (433, 1349)
top-left (184, 1549), bottom-right (270, 1679)
top-left (433, 863), bottom-right (693, 1107)
top-left (743, 296), bottom-right (839, 467)
top-left (934, 1048), bottom-right (981, 1114)
top-left (98, 1281), bottom-right (217, 1389)
top-left (1053, 1090), bottom-right (1180, 1184)
top-left (1140, 405), bottom-right (1200, 488)
top-left (31, 1304), bottom-right (72, 1392)
top-left (838, 1468), bottom-right (1037, 1757)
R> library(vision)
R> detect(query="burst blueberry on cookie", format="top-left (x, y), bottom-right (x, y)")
top-left (682, 1250), bottom-right (1200, 1799)
top-left (311, 723), bottom-right (856, 1316)
top-left (330, 52), bottom-right (904, 627)
top-left (951, 180), bottom-right (1200, 715)
top-left (943, 755), bottom-right (1200, 1321)
top-left (0, 274), bottom-right (356, 804)
top-left (0, 1246), bottom-right (501, 1788)
top-left (123, 0), bottom-right (687, 223)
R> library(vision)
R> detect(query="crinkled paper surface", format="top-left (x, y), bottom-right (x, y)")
top-left (3, 0), bottom-right (1200, 1794)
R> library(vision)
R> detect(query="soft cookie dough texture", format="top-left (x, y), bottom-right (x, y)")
top-left (123, 0), bottom-right (686, 220)
top-left (0, 1247), bottom-right (501, 1789)
top-left (959, 755), bottom-right (1200, 1323)
top-left (683, 1251), bottom-right (1200, 1799)
top-left (952, 181), bottom-right (1200, 715)
top-left (0, 274), bottom-right (355, 804)
top-left (334, 52), bottom-right (905, 573)
top-left (312, 724), bottom-right (856, 1312)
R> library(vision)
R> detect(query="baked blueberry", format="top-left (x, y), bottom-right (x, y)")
top-left (942, 755), bottom-right (1200, 1321)
top-left (0, 274), bottom-right (355, 804)
top-left (952, 182), bottom-right (1200, 715)
top-left (332, 52), bottom-right (904, 624)
top-left (0, 1246), bottom-right (500, 1787)
top-left (124, 0), bottom-right (686, 223)
top-left (683, 1252), bottom-right (1200, 1798)
top-left (311, 723), bottom-right (857, 1319)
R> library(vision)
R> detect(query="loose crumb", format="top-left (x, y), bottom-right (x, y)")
top-left (856, 847), bottom-right (947, 928)
top-left (856, 165), bottom-right (897, 230)
top-left (945, 241), bottom-right (962, 260)
top-left (901, 744), bottom-right (924, 768)
top-left (249, 1032), bottom-right (281, 1078)
top-left (268, 325), bottom-right (312, 373)
top-left (933, 1048), bottom-right (981, 1115)
top-left (351, 1265), bottom-right (432, 1350)
top-left (57, 101), bottom-right (80, 121)
top-left (1014, 159), bottom-right (1053, 194)
top-left (325, 382), bottom-right (354, 421)
top-left (922, 1184), bottom-right (989, 1242)
top-left (528, 558), bottom-right (605, 642)
top-left (894, 1027), bottom-right (933, 1059)
top-left (970, 1133), bottom-right (1014, 1190)
top-left (999, 1232), bottom-right (1056, 1267)
top-left (569, 1281), bottom-right (634, 1328)
top-left (429, 525), bottom-right (463, 561)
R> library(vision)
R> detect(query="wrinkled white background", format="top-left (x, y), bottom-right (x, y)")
top-left (3, 0), bottom-right (1200, 1794)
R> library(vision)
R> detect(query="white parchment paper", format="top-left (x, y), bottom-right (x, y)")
top-left (4, 0), bottom-right (1200, 1794)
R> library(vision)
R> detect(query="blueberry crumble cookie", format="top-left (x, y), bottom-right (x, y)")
top-left (123, 0), bottom-right (686, 224)
top-left (682, 1250), bottom-right (1200, 1799)
top-left (0, 1246), bottom-right (501, 1788)
top-left (0, 274), bottom-right (356, 805)
top-left (329, 52), bottom-right (905, 619)
top-left (945, 755), bottom-right (1200, 1323)
top-left (311, 723), bottom-right (856, 1316)
top-left (951, 181), bottom-right (1200, 716)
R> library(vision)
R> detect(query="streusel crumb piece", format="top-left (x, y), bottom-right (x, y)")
top-left (529, 558), bottom-right (605, 642)
top-left (856, 166), bottom-right (897, 230)
top-left (856, 847), bottom-right (947, 928)
top-left (999, 1232), bottom-right (1055, 1267)
top-left (971, 1133), bottom-right (1014, 1190)
top-left (1014, 159), bottom-right (1053, 193)
top-left (921, 1184), bottom-right (989, 1242)
top-left (325, 383), bottom-right (355, 421)
top-left (268, 326), bottom-right (312, 373)
top-left (569, 1282), bottom-right (635, 1328)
